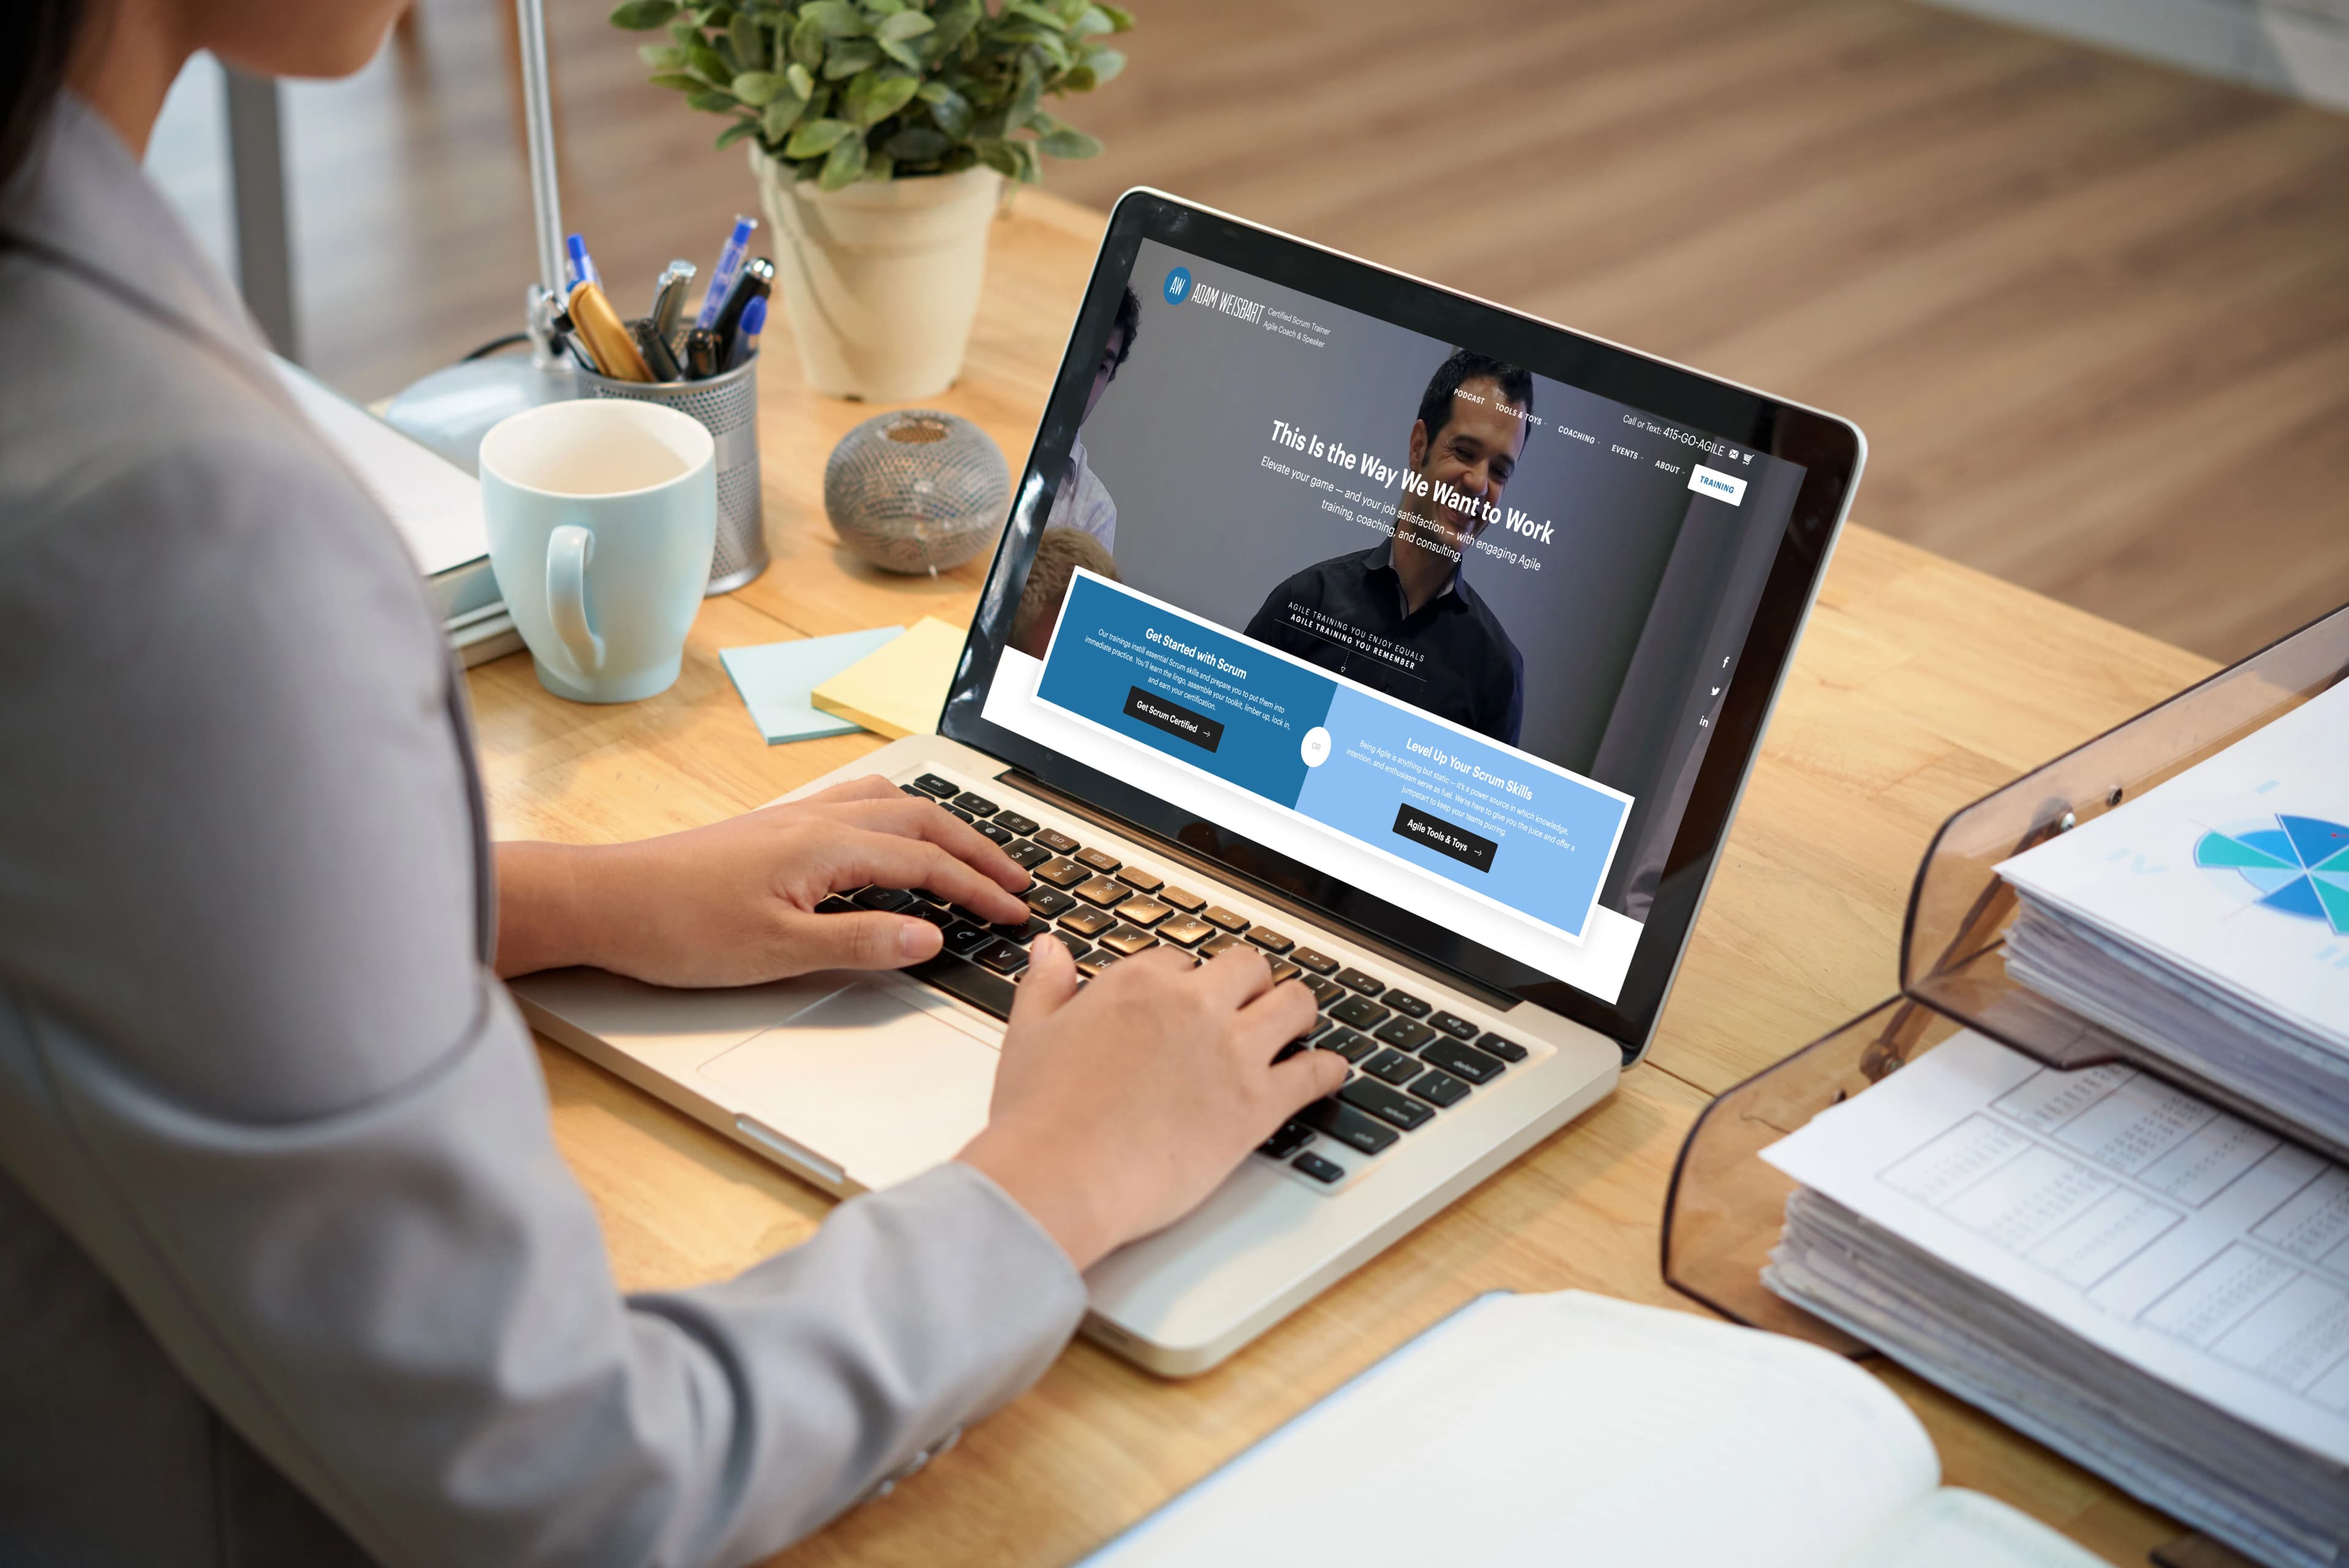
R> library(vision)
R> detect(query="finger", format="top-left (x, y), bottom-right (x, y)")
top-left (776, 907), bottom-right (940, 971)
top-left (1230, 979), bottom-right (1322, 1063)
top-left (831, 831), bottom-right (1030, 922)
top-left (1266, 1040), bottom-right (1350, 1108)
top-left (783, 775), bottom-right (904, 810)
top-left (814, 795), bottom-right (1028, 891)
top-left (1010, 934), bottom-right (1080, 1022)
top-left (1193, 941), bottom-right (1275, 1009)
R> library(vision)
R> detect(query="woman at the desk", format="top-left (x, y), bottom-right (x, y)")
top-left (0, 2), bottom-right (1343, 1564)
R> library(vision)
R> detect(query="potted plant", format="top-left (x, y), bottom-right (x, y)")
top-left (612, 0), bottom-right (1134, 401)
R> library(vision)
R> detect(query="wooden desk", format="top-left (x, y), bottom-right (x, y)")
top-left (469, 191), bottom-right (2217, 1566)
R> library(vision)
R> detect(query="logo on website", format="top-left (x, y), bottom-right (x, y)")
top-left (1163, 266), bottom-right (1192, 304)
top-left (2194, 813), bottom-right (2349, 934)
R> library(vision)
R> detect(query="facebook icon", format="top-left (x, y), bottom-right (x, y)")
top-left (1163, 266), bottom-right (1192, 304)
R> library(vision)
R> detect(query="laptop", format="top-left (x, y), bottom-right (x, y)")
top-left (511, 190), bottom-right (1865, 1377)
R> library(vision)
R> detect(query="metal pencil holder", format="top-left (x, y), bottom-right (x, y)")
top-left (578, 355), bottom-right (767, 594)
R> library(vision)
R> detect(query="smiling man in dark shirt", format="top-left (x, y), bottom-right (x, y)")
top-left (1244, 350), bottom-right (1532, 745)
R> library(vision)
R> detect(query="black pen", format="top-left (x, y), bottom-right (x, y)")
top-left (649, 259), bottom-right (694, 346)
top-left (709, 256), bottom-right (773, 370)
top-left (681, 327), bottom-right (720, 380)
top-left (629, 316), bottom-right (683, 382)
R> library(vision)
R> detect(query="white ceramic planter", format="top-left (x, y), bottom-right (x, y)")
top-left (751, 149), bottom-right (1001, 403)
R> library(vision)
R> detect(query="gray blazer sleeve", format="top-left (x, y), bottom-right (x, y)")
top-left (0, 428), bottom-right (1088, 1568)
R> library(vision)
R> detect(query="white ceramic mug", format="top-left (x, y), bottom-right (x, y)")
top-left (480, 399), bottom-right (717, 704)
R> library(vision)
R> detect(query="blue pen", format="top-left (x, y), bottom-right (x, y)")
top-left (565, 233), bottom-right (600, 291)
top-left (725, 295), bottom-right (766, 370)
top-left (695, 214), bottom-right (759, 330)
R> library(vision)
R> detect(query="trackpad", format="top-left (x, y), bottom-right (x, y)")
top-left (697, 980), bottom-right (998, 1193)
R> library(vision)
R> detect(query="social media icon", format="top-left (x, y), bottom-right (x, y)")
top-left (1163, 266), bottom-right (1192, 303)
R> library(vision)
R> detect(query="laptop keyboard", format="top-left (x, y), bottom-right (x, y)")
top-left (823, 767), bottom-right (1537, 1194)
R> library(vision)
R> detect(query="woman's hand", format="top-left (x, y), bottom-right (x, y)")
top-left (494, 777), bottom-right (1033, 986)
top-left (959, 939), bottom-right (1345, 1271)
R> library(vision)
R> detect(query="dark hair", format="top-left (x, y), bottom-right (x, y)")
top-left (1416, 348), bottom-right (1534, 442)
top-left (1, 0), bottom-right (89, 194)
top-left (1108, 286), bottom-right (1140, 377)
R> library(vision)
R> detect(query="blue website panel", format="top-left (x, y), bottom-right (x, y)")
top-left (1035, 571), bottom-right (1631, 942)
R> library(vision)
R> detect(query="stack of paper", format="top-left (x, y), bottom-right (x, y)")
top-left (1764, 1031), bottom-right (2349, 1568)
top-left (1995, 680), bottom-right (2349, 1156)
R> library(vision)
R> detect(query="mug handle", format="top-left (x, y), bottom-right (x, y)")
top-left (546, 524), bottom-right (606, 675)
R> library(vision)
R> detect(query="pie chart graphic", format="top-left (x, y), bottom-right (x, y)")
top-left (2194, 814), bottom-right (2349, 935)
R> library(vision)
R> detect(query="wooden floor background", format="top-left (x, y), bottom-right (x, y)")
top-left (146, 0), bottom-right (2349, 664)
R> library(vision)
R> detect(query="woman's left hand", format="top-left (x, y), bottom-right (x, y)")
top-left (493, 776), bottom-right (1033, 986)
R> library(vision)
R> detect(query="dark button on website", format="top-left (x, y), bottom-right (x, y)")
top-left (1392, 803), bottom-right (1497, 873)
top-left (1122, 686), bottom-right (1224, 752)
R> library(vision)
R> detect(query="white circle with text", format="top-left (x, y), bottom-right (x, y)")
top-left (1301, 726), bottom-right (1332, 767)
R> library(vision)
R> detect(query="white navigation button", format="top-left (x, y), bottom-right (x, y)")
top-left (1301, 726), bottom-right (1332, 767)
top-left (1688, 464), bottom-right (1746, 505)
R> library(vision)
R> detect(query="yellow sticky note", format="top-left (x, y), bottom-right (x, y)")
top-left (810, 615), bottom-right (967, 739)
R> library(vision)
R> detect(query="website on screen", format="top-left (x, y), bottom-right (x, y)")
top-left (981, 240), bottom-right (1808, 1002)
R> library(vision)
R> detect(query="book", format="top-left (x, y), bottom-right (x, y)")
top-left (1762, 1030), bottom-right (2349, 1568)
top-left (1081, 1290), bottom-right (2112, 1568)
top-left (1994, 680), bottom-right (2349, 1154)
top-left (721, 627), bottom-right (905, 744)
top-left (809, 615), bottom-right (966, 739)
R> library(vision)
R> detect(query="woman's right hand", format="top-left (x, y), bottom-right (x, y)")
top-left (958, 940), bottom-right (1344, 1271)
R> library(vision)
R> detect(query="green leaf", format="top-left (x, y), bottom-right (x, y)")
top-left (782, 116), bottom-right (855, 157)
top-left (609, 0), bottom-right (678, 29)
top-left (883, 125), bottom-right (949, 161)
top-left (729, 9), bottom-right (768, 69)
top-left (1074, 4), bottom-right (1115, 35)
top-left (687, 44), bottom-right (732, 82)
top-left (729, 69), bottom-right (783, 105)
top-left (1003, 1), bottom-right (1068, 28)
top-left (1095, 2), bottom-right (1135, 28)
top-left (929, 1), bottom-right (981, 54)
top-left (878, 36), bottom-right (923, 70)
top-left (715, 118), bottom-right (760, 149)
top-left (801, 0), bottom-right (866, 37)
top-left (647, 72), bottom-right (703, 92)
top-left (875, 9), bottom-right (933, 41)
top-left (863, 151), bottom-right (896, 182)
top-left (1035, 125), bottom-right (1100, 158)
top-left (819, 133), bottom-right (869, 190)
top-left (822, 39), bottom-right (881, 77)
top-left (687, 87), bottom-right (737, 111)
top-left (785, 61), bottom-right (815, 100)
top-left (1008, 59), bottom-right (1042, 128)
top-left (848, 71), bottom-right (920, 126)
top-left (974, 138), bottom-right (1021, 179)
top-left (789, 13), bottom-right (826, 69)
top-left (865, 0), bottom-right (908, 12)
top-left (760, 92), bottom-right (809, 139)
top-left (939, 146), bottom-right (980, 174)
top-left (921, 82), bottom-right (974, 135)
top-left (668, 15), bottom-right (699, 43)
top-left (1078, 45), bottom-right (1124, 84)
top-left (638, 42), bottom-right (689, 69)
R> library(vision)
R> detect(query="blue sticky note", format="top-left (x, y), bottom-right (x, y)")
top-left (721, 626), bottom-right (905, 743)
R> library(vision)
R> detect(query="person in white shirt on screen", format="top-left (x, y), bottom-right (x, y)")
top-left (1044, 285), bottom-right (1140, 552)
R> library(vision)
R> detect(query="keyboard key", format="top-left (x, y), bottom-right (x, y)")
top-left (1335, 967), bottom-right (1386, 997)
top-left (1097, 924), bottom-right (1159, 957)
top-left (1114, 865), bottom-right (1163, 894)
top-left (1057, 906), bottom-right (1116, 938)
top-left (1302, 974), bottom-right (1345, 1007)
top-left (1074, 846), bottom-right (1121, 874)
top-left (973, 820), bottom-right (1019, 847)
top-left (1475, 1031), bottom-right (1528, 1063)
top-left (816, 894), bottom-right (856, 914)
top-left (852, 886), bottom-right (916, 912)
top-left (1420, 1039), bottom-right (1505, 1084)
top-left (1031, 856), bottom-right (1091, 889)
top-left (905, 953), bottom-right (1017, 1019)
top-left (1198, 933), bottom-right (1244, 959)
top-left (1258, 1120), bottom-right (1315, 1160)
top-left (908, 887), bottom-right (951, 905)
top-left (1200, 905), bottom-right (1249, 932)
top-left (1076, 953), bottom-right (1122, 979)
top-left (1074, 875), bottom-right (1129, 907)
top-left (1023, 886), bottom-right (1076, 917)
top-left (1340, 1077), bottom-right (1433, 1131)
top-left (951, 793), bottom-right (998, 817)
top-left (1299, 1097), bottom-right (1399, 1155)
top-left (993, 810), bottom-right (1041, 837)
top-left (1318, 1028), bottom-right (1375, 1063)
top-left (1298, 1016), bottom-right (1333, 1044)
top-left (1271, 1039), bottom-right (1307, 1065)
top-left (1382, 990), bottom-right (1431, 1019)
top-left (1115, 896), bottom-right (1171, 927)
top-left (1157, 885), bottom-right (1206, 912)
top-left (987, 915), bottom-right (1050, 943)
top-left (1292, 1151), bottom-right (1345, 1184)
top-left (1409, 1069), bottom-right (1471, 1108)
top-left (946, 807), bottom-right (974, 823)
top-left (1289, 946), bottom-right (1340, 976)
top-left (947, 903), bottom-right (997, 926)
top-left (1032, 827), bottom-right (1080, 855)
top-left (1373, 1017), bottom-right (1435, 1053)
top-left (941, 923), bottom-right (994, 958)
top-left (975, 940), bottom-right (1030, 975)
top-left (1364, 1048), bottom-right (1422, 1086)
top-left (909, 903), bottom-right (955, 929)
top-left (1156, 914), bottom-right (1215, 947)
top-left (1002, 841), bottom-right (1052, 871)
top-left (1245, 927), bottom-right (1294, 955)
top-left (1429, 1011), bottom-right (1479, 1041)
top-left (1266, 957), bottom-right (1301, 984)
top-left (1043, 929), bottom-right (1090, 960)
top-left (912, 773), bottom-right (959, 797)
top-left (900, 783), bottom-right (930, 800)
top-left (1329, 994), bottom-right (1390, 1031)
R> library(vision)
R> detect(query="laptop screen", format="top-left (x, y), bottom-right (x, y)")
top-left (948, 196), bottom-right (1858, 1051)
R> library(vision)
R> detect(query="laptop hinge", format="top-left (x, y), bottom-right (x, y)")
top-left (996, 765), bottom-right (1520, 1012)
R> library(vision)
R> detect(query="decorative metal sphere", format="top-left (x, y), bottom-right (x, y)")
top-left (823, 409), bottom-right (1009, 576)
